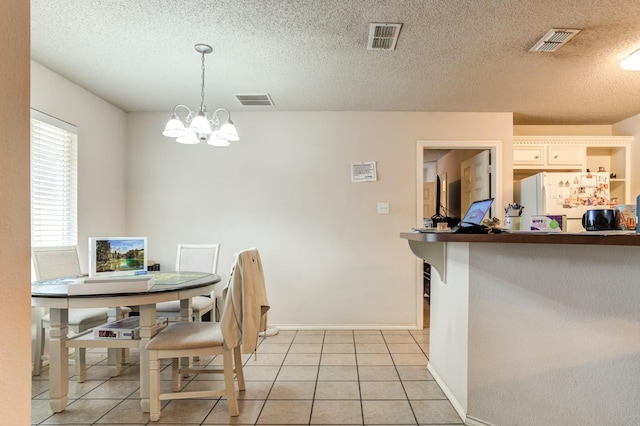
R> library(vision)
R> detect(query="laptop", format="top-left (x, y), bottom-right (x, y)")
top-left (451, 198), bottom-right (494, 233)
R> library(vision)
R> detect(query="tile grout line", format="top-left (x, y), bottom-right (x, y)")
top-left (32, 329), bottom-right (456, 426)
top-left (250, 330), bottom-right (295, 425)
top-left (383, 331), bottom-right (420, 426)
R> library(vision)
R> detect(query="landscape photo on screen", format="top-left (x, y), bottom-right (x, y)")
top-left (95, 238), bottom-right (145, 273)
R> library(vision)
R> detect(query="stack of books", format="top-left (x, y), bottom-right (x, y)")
top-left (93, 316), bottom-right (168, 339)
top-left (68, 275), bottom-right (155, 295)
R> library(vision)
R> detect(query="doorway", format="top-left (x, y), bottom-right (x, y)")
top-left (414, 140), bottom-right (503, 329)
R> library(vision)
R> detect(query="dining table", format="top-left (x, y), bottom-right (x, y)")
top-left (31, 271), bottom-right (221, 413)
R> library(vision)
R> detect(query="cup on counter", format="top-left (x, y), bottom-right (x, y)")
top-left (504, 216), bottom-right (521, 231)
top-left (614, 204), bottom-right (636, 230)
top-left (437, 222), bottom-right (447, 231)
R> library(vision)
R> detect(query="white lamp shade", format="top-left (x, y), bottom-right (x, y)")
top-left (176, 131), bottom-right (200, 144)
top-left (621, 49), bottom-right (640, 70)
top-left (218, 122), bottom-right (239, 141)
top-left (162, 118), bottom-right (188, 138)
top-left (189, 115), bottom-right (213, 134)
top-left (206, 132), bottom-right (231, 147)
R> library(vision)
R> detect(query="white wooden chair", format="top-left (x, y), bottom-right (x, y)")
top-left (155, 243), bottom-right (221, 321)
top-left (32, 246), bottom-right (130, 382)
top-left (146, 247), bottom-right (270, 422)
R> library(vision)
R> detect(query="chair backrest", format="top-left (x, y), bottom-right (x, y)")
top-left (32, 245), bottom-right (82, 281)
top-left (220, 248), bottom-right (270, 354)
top-left (175, 243), bottom-right (220, 274)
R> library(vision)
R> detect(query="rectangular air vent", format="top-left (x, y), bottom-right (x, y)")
top-left (367, 23), bottom-right (402, 51)
top-left (235, 93), bottom-right (274, 106)
top-left (529, 29), bottom-right (581, 52)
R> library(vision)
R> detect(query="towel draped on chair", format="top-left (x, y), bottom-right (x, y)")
top-left (220, 248), bottom-right (270, 354)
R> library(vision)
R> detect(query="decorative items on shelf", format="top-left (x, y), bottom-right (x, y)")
top-left (482, 217), bottom-right (501, 228)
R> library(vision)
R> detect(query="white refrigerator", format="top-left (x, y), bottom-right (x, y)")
top-left (515, 171), bottom-right (612, 232)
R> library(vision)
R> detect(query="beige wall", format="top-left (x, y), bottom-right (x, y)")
top-left (467, 243), bottom-right (640, 425)
top-left (31, 61), bottom-right (128, 269)
top-left (0, 0), bottom-right (31, 423)
top-left (126, 111), bottom-right (513, 328)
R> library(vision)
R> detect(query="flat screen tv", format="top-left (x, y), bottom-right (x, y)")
top-left (88, 237), bottom-right (148, 277)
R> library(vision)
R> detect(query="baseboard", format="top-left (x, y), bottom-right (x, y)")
top-left (427, 362), bottom-right (467, 424)
top-left (465, 415), bottom-right (497, 426)
top-left (269, 324), bottom-right (420, 330)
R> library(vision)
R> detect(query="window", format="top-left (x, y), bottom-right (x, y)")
top-left (30, 109), bottom-right (78, 247)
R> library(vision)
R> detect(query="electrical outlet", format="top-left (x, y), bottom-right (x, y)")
top-left (377, 202), bottom-right (390, 214)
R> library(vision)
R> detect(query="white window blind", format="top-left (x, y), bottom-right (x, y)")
top-left (30, 110), bottom-right (78, 247)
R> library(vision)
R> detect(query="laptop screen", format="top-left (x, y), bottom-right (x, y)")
top-left (459, 198), bottom-right (494, 227)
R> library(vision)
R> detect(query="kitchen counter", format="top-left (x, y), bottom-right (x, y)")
top-left (401, 230), bottom-right (640, 245)
top-left (402, 231), bottom-right (640, 425)
top-left (402, 230), bottom-right (640, 284)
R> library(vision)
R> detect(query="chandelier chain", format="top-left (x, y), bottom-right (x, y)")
top-left (200, 51), bottom-right (206, 112)
top-left (162, 43), bottom-right (238, 145)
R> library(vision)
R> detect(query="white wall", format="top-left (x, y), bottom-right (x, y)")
top-left (428, 243), bottom-right (470, 414)
top-left (467, 243), bottom-right (640, 425)
top-left (0, 1), bottom-right (31, 423)
top-left (31, 61), bottom-right (128, 270)
top-left (613, 113), bottom-right (640, 198)
top-left (126, 111), bottom-right (513, 327)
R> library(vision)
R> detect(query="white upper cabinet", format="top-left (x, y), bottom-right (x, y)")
top-left (546, 145), bottom-right (585, 166)
top-left (513, 145), bottom-right (545, 166)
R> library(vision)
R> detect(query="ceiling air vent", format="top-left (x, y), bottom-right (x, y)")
top-left (235, 93), bottom-right (274, 106)
top-left (367, 23), bottom-right (402, 51)
top-left (529, 28), bottom-right (581, 52)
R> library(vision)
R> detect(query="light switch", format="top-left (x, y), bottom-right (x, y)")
top-left (377, 202), bottom-right (390, 214)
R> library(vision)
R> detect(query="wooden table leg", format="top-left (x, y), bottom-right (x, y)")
top-left (48, 308), bottom-right (69, 412)
top-left (106, 307), bottom-right (123, 377)
top-left (138, 303), bottom-right (155, 413)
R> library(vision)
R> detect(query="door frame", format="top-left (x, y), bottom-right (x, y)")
top-left (414, 140), bottom-right (503, 328)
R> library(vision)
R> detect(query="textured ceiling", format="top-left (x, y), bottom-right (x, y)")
top-left (31, 0), bottom-right (640, 125)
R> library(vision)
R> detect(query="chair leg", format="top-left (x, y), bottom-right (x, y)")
top-left (32, 321), bottom-right (45, 376)
top-left (213, 293), bottom-right (221, 322)
top-left (75, 348), bottom-right (86, 383)
top-left (193, 313), bottom-right (201, 362)
top-left (172, 358), bottom-right (181, 392)
top-left (223, 351), bottom-right (239, 416)
top-left (149, 351), bottom-right (161, 422)
top-left (233, 347), bottom-right (245, 391)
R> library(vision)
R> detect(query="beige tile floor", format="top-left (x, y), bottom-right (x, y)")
top-left (32, 327), bottom-right (462, 425)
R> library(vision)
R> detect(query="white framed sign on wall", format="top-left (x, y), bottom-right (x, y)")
top-left (351, 161), bottom-right (377, 182)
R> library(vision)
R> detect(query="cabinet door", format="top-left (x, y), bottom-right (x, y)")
top-left (547, 146), bottom-right (584, 166)
top-left (513, 146), bottom-right (544, 166)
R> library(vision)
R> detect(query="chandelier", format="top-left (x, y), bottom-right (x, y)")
top-left (162, 44), bottom-right (239, 146)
